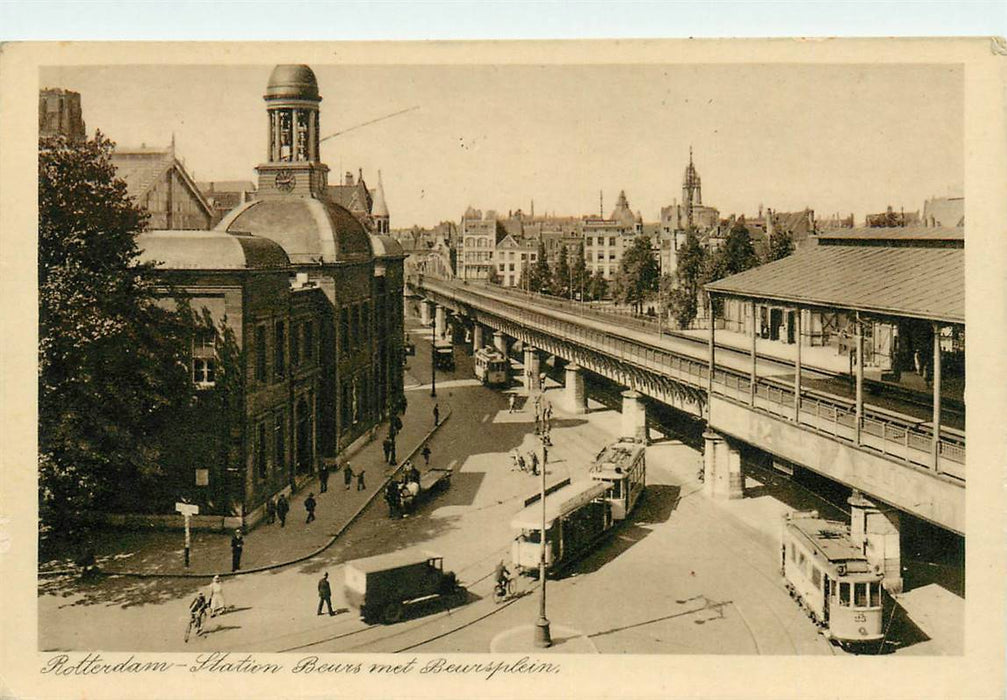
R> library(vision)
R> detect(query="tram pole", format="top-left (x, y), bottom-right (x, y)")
top-left (534, 431), bottom-right (552, 648)
top-left (430, 320), bottom-right (437, 398)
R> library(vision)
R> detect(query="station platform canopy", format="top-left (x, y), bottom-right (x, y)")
top-left (705, 242), bottom-right (963, 325)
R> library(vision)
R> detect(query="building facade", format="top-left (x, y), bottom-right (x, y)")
top-left (112, 144), bottom-right (214, 230)
top-left (457, 207), bottom-right (500, 280)
top-left (39, 88), bottom-right (86, 140)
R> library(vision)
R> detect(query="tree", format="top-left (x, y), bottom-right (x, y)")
top-left (552, 245), bottom-right (571, 297)
top-left (766, 228), bottom-right (795, 262)
top-left (586, 270), bottom-right (609, 301)
top-left (487, 263), bottom-right (501, 285)
top-left (716, 221), bottom-right (760, 278)
top-left (526, 239), bottom-right (552, 294)
top-left (39, 132), bottom-right (198, 535)
top-left (570, 241), bottom-right (587, 299)
top-left (612, 236), bottom-right (660, 313)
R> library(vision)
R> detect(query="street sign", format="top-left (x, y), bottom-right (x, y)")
top-left (175, 502), bottom-right (200, 516)
top-left (195, 469), bottom-right (209, 486)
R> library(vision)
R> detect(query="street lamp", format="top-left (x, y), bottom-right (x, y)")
top-left (534, 431), bottom-right (552, 648)
top-left (430, 328), bottom-right (437, 398)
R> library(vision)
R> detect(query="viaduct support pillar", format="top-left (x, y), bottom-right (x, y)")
top-left (702, 430), bottom-right (743, 500)
top-left (435, 305), bottom-right (447, 339)
top-left (420, 300), bottom-right (432, 326)
top-left (621, 390), bottom-right (648, 444)
top-left (524, 347), bottom-right (542, 394)
top-left (564, 364), bottom-right (587, 415)
top-left (493, 330), bottom-right (509, 357)
top-left (472, 324), bottom-right (484, 352)
top-left (849, 490), bottom-right (903, 595)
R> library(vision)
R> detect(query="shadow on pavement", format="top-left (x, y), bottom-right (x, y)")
top-left (39, 572), bottom-right (206, 610)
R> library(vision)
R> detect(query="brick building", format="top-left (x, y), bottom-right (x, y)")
top-left (39, 88), bottom-right (85, 140)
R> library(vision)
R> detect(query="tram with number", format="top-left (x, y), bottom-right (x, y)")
top-left (510, 438), bottom-right (646, 577)
top-left (781, 511), bottom-right (885, 650)
top-left (473, 347), bottom-right (509, 386)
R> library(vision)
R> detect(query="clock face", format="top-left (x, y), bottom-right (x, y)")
top-left (275, 170), bottom-right (296, 192)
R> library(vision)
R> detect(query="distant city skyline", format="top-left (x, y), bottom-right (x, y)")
top-left (41, 63), bottom-right (963, 228)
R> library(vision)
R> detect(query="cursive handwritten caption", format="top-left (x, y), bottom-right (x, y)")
top-left (41, 653), bottom-right (561, 681)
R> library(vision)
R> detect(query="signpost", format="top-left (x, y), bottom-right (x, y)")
top-left (534, 433), bottom-right (552, 648)
top-left (175, 501), bottom-right (199, 568)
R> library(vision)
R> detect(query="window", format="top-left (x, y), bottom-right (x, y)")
top-left (870, 582), bottom-right (881, 607)
top-left (274, 413), bottom-right (286, 473)
top-left (597, 252), bottom-right (604, 261)
top-left (255, 325), bottom-right (267, 382)
top-left (193, 358), bottom-right (216, 386)
top-left (839, 582), bottom-right (850, 606)
top-left (587, 237), bottom-right (594, 246)
top-left (305, 321), bottom-right (314, 361)
top-left (291, 323), bottom-right (301, 367)
top-left (854, 582), bottom-right (868, 608)
top-left (274, 321), bottom-right (286, 377)
top-left (509, 263), bottom-right (515, 272)
top-left (608, 237), bottom-right (615, 246)
top-left (256, 422), bottom-right (267, 478)
top-left (811, 567), bottom-right (821, 588)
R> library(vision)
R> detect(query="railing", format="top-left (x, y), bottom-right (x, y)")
top-left (412, 276), bottom-right (965, 482)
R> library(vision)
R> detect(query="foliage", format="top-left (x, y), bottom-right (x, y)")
top-left (570, 241), bottom-right (588, 299)
top-left (586, 270), bottom-right (609, 301)
top-left (552, 244), bottom-right (571, 297)
top-left (38, 132), bottom-right (200, 532)
top-left (612, 236), bottom-right (660, 313)
top-left (766, 228), bottom-right (795, 262)
top-left (526, 239), bottom-right (552, 293)
top-left (487, 263), bottom-right (500, 285)
top-left (716, 221), bottom-right (761, 278)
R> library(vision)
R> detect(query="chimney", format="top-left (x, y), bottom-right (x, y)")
top-left (345, 171), bottom-right (354, 186)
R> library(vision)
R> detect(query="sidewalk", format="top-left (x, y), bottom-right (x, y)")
top-left (40, 386), bottom-right (451, 579)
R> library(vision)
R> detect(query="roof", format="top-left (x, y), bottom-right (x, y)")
top-left (326, 181), bottom-right (372, 215)
top-left (511, 480), bottom-right (608, 531)
top-left (344, 549), bottom-right (442, 574)
top-left (816, 226), bottom-right (963, 244)
top-left (370, 234), bottom-right (404, 258)
top-left (786, 516), bottom-right (867, 564)
top-left (198, 180), bottom-right (256, 194)
top-left (705, 244), bottom-right (963, 324)
top-left (265, 64), bottom-right (320, 101)
top-left (218, 196), bottom-right (373, 265)
top-left (136, 230), bottom-right (290, 270)
top-left (591, 440), bottom-right (645, 475)
top-left (112, 148), bottom-right (213, 218)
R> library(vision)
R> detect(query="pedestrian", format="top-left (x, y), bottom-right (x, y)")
top-left (356, 469), bottom-right (366, 491)
top-left (385, 483), bottom-right (400, 518)
top-left (388, 439), bottom-right (397, 466)
top-left (382, 437), bottom-right (392, 464)
top-left (393, 414), bottom-right (403, 433)
top-left (276, 493), bottom-right (289, 527)
top-left (305, 492), bottom-right (317, 523)
top-left (400, 396), bottom-right (408, 415)
top-left (266, 497), bottom-right (276, 524)
top-left (230, 529), bottom-right (244, 571)
top-left (508, 394), bottom-right (516, 413)
top-left (344, 463), bottom-right (354, 490)
top-left (319, 462), bottom-right (329, 493)
top-left (517, 453), bottom-right (527, 473)
top-left (529, 451), bottom-right (539, 476)
top-left (511, 449), bottom-right (520, 471)
top-left (433, 403), bottom-right (440, 426)
top-left (421, 444), bottom-right (431, 466)
top-left (317, 572), bottom-right (335, 616)
top-left (209, 575), bottom-right (226, 617)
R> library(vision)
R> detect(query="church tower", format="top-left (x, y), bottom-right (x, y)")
top-left (371, 170), bottom-right (390, 234)
top-left (256, 64), bottom-right (329, 199)
top-left (682, 147), bottom-right (702, 229)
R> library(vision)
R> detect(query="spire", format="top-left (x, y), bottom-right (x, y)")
top-left (372, 169), bottom-right (389, 217)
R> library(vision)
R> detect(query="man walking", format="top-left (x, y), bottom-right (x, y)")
top-left (317, 572), bottom-right (335, 616)
top-left (344, 463), bottom-right (354, 490)
top-left (382, 437), bottom-right (392, 465)
top-left (433, 403), bottom-right (440, 426)
top-left (529, 451), bottom-right (540, 476)
top-left (276, 494), bottom-right (289, 527)
top-left (388, 438), bottom-right (397, 466)
top-left (305, 493), bottom-right (317, 523)
top-left (508, 394), bottom-right (516, 413)
top-left (230, 529), bottom-right (244, 572)
top-left (266, 497), bottom-right (276, 524)
top-left (356, 468), bottom-right (366, 491)
top-left (319, 462), bottom-right (330, 493)
top-left (421, 443), bottom-right (432, 467)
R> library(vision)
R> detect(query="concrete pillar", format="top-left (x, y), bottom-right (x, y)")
top-left (524, 347), bottom-right (542, 394)
top-left (420, 300), bottom-right (432, 326)
top-left (493, 330), bottom-right (509, 356)
top-left (621, 389), bottom-right (648, 444)
top-left (435, 305), bottom-right (447, 339)
top-left (793, 309), bottom-right (802, 422)
top-left (564, 363), bottom-right (587, 415)
top-left (932, 322), bottom-right (942, 473)
top-left (849, 490), bottom-right (903, 595)
top-left (473, 324), bottom-right (484, 351)
top-left (702, 430), bottom-right (743, 500)
top-left (749, 299), bottom-right (757, 407)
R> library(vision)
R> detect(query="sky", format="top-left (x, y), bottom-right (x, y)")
top-left (41, 63), bottom-right (963, 229)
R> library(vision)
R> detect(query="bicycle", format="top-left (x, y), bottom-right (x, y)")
top-left (184, 605), bottom-right (207, 643)
top-left (493, 576), bottom-right (516, 604)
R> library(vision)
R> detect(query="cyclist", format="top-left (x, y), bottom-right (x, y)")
top-left (494, 560), bottom-right (512, 599)
top-left (186, 591), bottom-right (209, 641)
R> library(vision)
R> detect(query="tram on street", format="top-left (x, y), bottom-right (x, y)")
top-left (510, 479), bottom-right (611, 577)
top-left (433, 338), bottom-right (455, 370)
top-left (473, 347), bottom-right (509, 386)
top-left (589, 438), bottom-right (646, 521)
top-left (781, 511), bottom-right (885, 650)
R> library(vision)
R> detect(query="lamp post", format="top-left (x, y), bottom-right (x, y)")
top-left (430, 329), bottom-right (437, 398)
top-left (533, 432), bottom-right (552, 648)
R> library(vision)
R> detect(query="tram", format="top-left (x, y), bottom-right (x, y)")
top-left (433, 339), bottom-right (455, 370)
top-left (589, 438), bottom-right (646, 521)
top-left (781, 511), bottom-right (885, 650)
top-left (473, 347), bottom-right (509, 386)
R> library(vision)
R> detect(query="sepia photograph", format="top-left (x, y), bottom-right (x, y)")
top-left (2, 33), bottom-right (1005, 700)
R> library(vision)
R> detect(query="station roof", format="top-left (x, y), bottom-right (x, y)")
top-left (137, 230), bottom-right (290, 270)
top-left (511, 480), bottom-right (608, 531)
top-left (704, 244), bottom-right (963, 324)
top-left (816, 226), bottom-right (963, 245)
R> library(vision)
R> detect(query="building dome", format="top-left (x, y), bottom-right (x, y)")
top-left (370, 234), bottom-right (404, 258)
top-left (265, 64), bottom-right (320, 101)
top-left (137, 230), bottom-right (290, 270)
top-left (218, 197), bottom-right (373, 265)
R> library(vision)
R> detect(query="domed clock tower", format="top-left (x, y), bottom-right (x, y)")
top-left (256, 64), bottom-right (329, 199)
